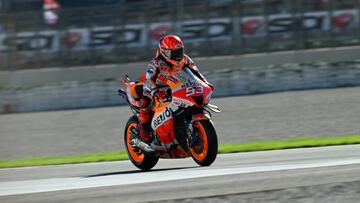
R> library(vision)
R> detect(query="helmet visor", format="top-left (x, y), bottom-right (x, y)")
top-left (162, 48), bottom-right (184, 61)
top-left (170, 48), bottom-right (184, 61)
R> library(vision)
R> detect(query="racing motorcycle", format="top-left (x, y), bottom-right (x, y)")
top-left (118, 67), bottom-right (220, 170)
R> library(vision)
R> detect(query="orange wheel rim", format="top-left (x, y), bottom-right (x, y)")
top-left (190, 121), bottom-right (208, 161)
top-left (126, 123), bottom-right (144, 163)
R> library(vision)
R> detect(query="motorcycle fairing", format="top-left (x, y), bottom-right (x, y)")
top-left (150, 68), bottom-right (213, 158)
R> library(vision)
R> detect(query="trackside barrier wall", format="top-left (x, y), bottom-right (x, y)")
top-left (1, 60), bottom-right (360, 113)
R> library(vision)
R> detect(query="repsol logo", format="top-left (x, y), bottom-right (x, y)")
top-left (152, 107), bottom-right (172, 129)
top-left (181, 81), bottom-right (198, 88)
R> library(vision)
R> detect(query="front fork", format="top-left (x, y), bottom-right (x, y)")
top-left (187, 113), bottom-right (210, 147)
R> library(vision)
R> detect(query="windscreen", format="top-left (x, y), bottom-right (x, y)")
top-left (175, 68), bottom-right (202, 85)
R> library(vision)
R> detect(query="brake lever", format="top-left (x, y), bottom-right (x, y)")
top-left (118, 88), bottom-right (127, 98)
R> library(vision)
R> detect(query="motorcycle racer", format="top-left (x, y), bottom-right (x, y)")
top-left (129, 35), bottom-right (214, 143)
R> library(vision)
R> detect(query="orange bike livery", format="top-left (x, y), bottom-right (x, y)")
top-left (118, 67), bottom-right (220, 170)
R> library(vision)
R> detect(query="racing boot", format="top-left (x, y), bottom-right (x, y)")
top-left (137, 98), bottom-right (153, 144)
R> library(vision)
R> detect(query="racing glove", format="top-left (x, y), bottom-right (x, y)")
top-left (154, 90), bottom-right (168, 100)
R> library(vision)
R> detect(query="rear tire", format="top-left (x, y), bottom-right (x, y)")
top-left (190, 119), bottom-right (218, 166)
top-left (124, 116), bottom-right (159, 171)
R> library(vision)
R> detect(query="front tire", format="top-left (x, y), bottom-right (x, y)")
top-left (190, 119), bottom-right (218, 166)
top-left (124, 116), bottom-right (159, 171)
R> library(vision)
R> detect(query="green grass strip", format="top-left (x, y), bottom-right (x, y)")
top-left (0, 151), bottom-right (129, 169)
top-left (218, 134), bottom-right (360, 153)
top-left (1, 135), bottom-right (360, 169)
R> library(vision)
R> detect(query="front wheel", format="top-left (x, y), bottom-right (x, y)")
top-left (124, 116), bottom-right (159, 171)
top-left (190, 119), bottom-right (218, 166)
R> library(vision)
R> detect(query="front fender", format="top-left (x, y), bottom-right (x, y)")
top-left (192, 113), bottom-right (210, 122)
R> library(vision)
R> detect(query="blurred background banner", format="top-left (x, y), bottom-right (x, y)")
top-left (0, 0), bottom-right (359, 113)
top-left (0, 0), bottom-right (358, 70)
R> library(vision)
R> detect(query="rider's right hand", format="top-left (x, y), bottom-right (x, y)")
top-left (154, 90), bottom-right (168, 101)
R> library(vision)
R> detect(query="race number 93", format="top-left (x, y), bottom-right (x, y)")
top-left (186, 86), bottom-right (203, 97)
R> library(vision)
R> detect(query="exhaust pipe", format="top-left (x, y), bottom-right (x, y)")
top-left (129, 128), bottom-right (156, 154)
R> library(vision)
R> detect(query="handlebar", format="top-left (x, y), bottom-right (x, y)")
top-left (118, 89), bottom-right (127, 99)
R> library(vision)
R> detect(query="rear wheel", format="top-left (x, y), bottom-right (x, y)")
top-left (124, 116), bottom-right (159, 171)
top-left (190, 119), bottom-right (218, 166)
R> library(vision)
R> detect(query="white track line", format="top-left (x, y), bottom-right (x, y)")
top-left (1, 158), bottom-right (360, 196)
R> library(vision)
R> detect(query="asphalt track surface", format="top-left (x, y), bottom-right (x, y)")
top-left (1, 145), bottom-right (360, 203)
top-left (1, 86), bottom-right (360, 159)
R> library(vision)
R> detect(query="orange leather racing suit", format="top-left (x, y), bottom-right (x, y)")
top-left (129, 54), bottom-right (212, 142)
